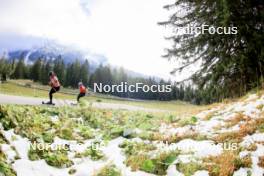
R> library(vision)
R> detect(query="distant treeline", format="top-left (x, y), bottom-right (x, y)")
top-left (0, 57), bottom-right (215, 104)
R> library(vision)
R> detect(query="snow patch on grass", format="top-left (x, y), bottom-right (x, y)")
top-left (170, 139), bottom-right (222, 158)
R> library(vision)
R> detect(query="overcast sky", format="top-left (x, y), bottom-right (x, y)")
top-left (0, 0), bottom-right (192, 81)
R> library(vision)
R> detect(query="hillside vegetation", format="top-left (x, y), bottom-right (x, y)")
top-left (0, 90), bottom-right (264, 176)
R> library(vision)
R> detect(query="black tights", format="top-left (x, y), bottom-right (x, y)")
top-left (49, 86), bottom-right (60, 103)
top-left (77, 93), bottom-right (86, 102)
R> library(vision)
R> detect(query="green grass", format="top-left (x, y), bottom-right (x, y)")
top-left (0, 134), bottom-right (16, 176)
top-left (0, 152), bottom-right (16, 176)
top-left (0, 91), bottom-right (260, 175)
top-left (124, 150), bottom-right (180, 175)
top-left (0, 104), bottom-right (183, 143)
top-left (0, 79), bottom-right (206, 113)
top-left (177, 162), bottom-right (204, 176)
top-left (0, 103), bottom-right (184, 170)
top-left (0, 81), bottom-right (74, 100)
top-left (28, 145), bottom-right (73, 168)
top-left (75, 142), bottom-right (105, 160)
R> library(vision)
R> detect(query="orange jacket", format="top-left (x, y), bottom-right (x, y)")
top-left (50, 75), bottom-right (60, 87)
top-left (79, 85), bottom-right (86, 93)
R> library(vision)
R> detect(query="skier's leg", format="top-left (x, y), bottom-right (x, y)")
top-left (49, 88), bottom-right (56, 104)
top-left (77, 93), bottom-right (85, 102)
top-left (77, 93), bottom-right (81, 102)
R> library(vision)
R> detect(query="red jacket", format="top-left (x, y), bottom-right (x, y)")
top-left (79, 85), bottom-right (86, 93)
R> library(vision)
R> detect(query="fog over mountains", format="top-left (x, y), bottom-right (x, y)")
top-left (8, 44), bottom-right (108, 66)
top-left (0, 34), bottom-right (149, 78)
top-left (0, 35), bottom-right (109, 71)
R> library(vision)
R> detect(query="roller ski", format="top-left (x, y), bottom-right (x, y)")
top-left (42, 101), bottom-right (55, 106)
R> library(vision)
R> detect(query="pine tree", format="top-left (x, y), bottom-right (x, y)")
top-left (65, 63), bottom-right (74, 87)
top-left (30, 58), bottom-right (42, 82)
top-left (12, 58), bottom-right (27, 79)
top-left (91, 64), bottom-right (103, 85)
top-left (0, 57), bottom-right (13, 81)
top-left (41, 59), bottom-right (52, 84)
top-left (79, 59), bottom-right (89, 86)
top-left (53, 56), bottom-right (66, 85)
top-left (159, 0), bottom-right (264, 102)
top-left (39, 60), bottom-right (47, 84)
top-left (71, 59), bottom-right (81, 87)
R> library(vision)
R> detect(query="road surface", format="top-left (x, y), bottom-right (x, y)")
top-left (0, 94), bottom-right (167, 112)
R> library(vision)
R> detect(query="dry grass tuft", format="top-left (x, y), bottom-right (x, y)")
top-left (203, 111), bottom-right (215, 121)
top-left (246, 143), bottom-right (258, 151)
top-left (214, 118), bottom-right (264, 143)
top-left (148, 131), bottom-right (205, 144)
top-left (204, 152), bottom-right (237, 176)
top-left (256, 104), bottom-right (264, 110)
top-left (258, 156), bottom-right (264, 168)
top-left (224, 113), bottom-right (249, 128)
top-left (204, 152), bottom-right (252, 176)
top-left (126, 155), bottom-right (148, 171)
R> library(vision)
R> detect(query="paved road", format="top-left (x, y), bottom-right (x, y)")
top-left (0, 94), bottom-right (167, 112)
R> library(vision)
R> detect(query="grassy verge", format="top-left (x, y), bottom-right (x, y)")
top-left (0, 80), bottom-right (206, 113)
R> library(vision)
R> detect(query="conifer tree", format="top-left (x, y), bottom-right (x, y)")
top-left (79, 59), bottom-right (89, 86)
top-left (159, 0), bottom-right (264, 100)
top-left (53, 56), bottom-right (66, 85)
top-left (30, 58), bottom-right (42, 82)
top-left (0, 57), bottom-right (13, 81)
top-left (12, 58), bottom-right (27, 79)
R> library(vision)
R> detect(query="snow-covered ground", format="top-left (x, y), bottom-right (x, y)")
top-left (1, 93), bottom-right (264, 176)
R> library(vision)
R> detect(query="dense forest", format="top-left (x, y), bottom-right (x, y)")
top-left (0, 57), bottom-right (204, 103)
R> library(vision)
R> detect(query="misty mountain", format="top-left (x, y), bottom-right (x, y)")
top-left (3, 42), bottom-right (108, 72)
top-left (0, 35), bottom-right (157, 79)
